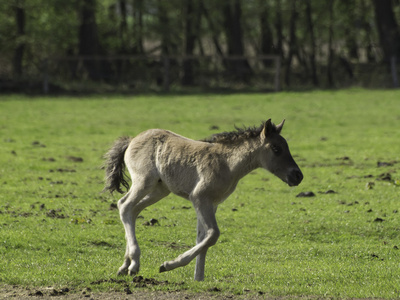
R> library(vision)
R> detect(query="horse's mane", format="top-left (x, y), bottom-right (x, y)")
top-left (201, 121), bottom-right (277, 144)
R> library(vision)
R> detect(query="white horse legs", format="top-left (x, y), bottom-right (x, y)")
top-left (159, 202), bottom-right (219, 281)
top-left (118, 184), bottom-right (219, 281)
top-left (194, 205), bottom-right (218, 281)
top-left (117, 182), bottom-right (170, 276)
top-left (194, 222), bottom-right (208, 281)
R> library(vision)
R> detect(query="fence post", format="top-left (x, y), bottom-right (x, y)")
top-left (274, 56), bottom-right (281, 92)
top-left (163, 56), bottom-right (170, 92)
top-left (390, 56), bottom-right (399, 88)
top-left (42, 59), bottom-right (49, 94)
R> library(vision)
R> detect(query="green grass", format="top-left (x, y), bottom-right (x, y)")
top-left (1, 89), bottom-right (400, 298)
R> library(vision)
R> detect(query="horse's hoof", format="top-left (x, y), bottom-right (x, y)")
top-left (128, 270), bottom-right (138, 276)
top-left (117, 269), bottom-right (128, 276)
top-left (159, 264), bottom-right (167, 273)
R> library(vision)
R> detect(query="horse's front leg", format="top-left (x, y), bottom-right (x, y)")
top-left (194, 206), bottom-right (218, 281)
top-left (194, 222), bottom-right (207, 281)
top-left (159, 200), bottom-right (219, 281)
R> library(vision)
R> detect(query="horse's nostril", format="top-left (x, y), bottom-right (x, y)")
top-left (295, 170), bottom-right (303, 182)
top-left (297, 170), bottom-right (303, 179)
top-left (288, 169), bottom-right (303, 185)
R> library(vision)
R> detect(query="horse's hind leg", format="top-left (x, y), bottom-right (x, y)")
top-left (118, 182), bottom-right (170, 276)
top-left (116, 192), bottom-right (132, 275)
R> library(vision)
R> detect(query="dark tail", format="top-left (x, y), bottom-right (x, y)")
top-left (103, 136), bottom-right (132, 194)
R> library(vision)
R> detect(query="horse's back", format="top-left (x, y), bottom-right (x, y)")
top-left (125, 128), bottom-right (205, 172)
top-left (125, 129), bottom-right (225, 199)
top-left (128, 129), bottom-right (198, 151)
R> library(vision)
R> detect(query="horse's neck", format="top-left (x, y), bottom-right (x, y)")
top-left (223, 140), bottom-right (262, 180)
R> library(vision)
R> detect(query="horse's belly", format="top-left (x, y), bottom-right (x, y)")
top-left (158, 166), bottom-right (197, 200)
top-left (161, 180), bottom-right (191, 200)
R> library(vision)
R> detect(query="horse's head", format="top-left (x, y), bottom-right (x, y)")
top-left (259, 119), bottom-right (303, 187)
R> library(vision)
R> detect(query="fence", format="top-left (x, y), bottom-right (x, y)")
top-left (41, 55), bottom-right (281, 94)
top-left (2, 54), bottom-right (399, 93)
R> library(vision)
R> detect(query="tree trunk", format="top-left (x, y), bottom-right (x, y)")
top-left (305, 0), bottom-right (318, 86)
top-left (79, 0), bottom-right (101, 56)
top-left (132, 0), bottom-right (144, 54)
top-left (118, 0), bottom-right (128, 53)
top-left (343, 1), bottom-right (359, 60)
top-left (78, 0), bottom-right (104, 80)
top-left (13, 0), bottom-right (25, 78)
top-left (327, 0), bottom-right (334, 87)
top-left (157, 0), bottom-right (170, 56)
top-left (372, 0), bottom-right (400, 63)
top-left (259, 0), bottom-right (274, 67)
top-left (360, 0), bottom-right (375, 62)
top-left (201, 2), bottom-right (224, 57)
top-left (157, 0), bottom-right (180, 89)
top-left (285, 0), bottom-right (298, 86)
top-left (222, 0), bottom-right (252, 81)
top-left (182, 0), bottom-right (201, 86)
top-left (274, 0), bottom-right (283, 59)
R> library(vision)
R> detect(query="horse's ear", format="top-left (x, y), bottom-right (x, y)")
top-left (276, 119), bottom-right (285, 134)
top-left (261, 119), bottom-right (274, 140)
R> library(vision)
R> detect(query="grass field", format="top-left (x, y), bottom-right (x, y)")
top-left (1, 89), bottom-right (400, 298)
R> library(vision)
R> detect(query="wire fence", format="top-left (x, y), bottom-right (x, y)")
top-left (0, 54), bottom-right (399, 93)
top-left (40, 55), bottom-right (281, 94)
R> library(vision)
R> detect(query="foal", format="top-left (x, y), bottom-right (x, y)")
top-left (103, 119), bottom-right (303, 281)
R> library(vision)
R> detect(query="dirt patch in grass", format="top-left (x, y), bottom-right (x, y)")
top-left (0, 282), bottom-right (301, 300)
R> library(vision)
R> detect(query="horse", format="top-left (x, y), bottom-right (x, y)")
top-left (103, 119), bottom-right (303, 281)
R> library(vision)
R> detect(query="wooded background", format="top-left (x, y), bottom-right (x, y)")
top-left (1, 0), bottom-right (399, 92)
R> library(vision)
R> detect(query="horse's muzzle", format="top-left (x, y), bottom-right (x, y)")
top-left (287, 169), bottom-right (303, 186)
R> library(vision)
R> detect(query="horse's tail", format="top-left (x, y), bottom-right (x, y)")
top-left (103, 136), bottom-right (132, 194)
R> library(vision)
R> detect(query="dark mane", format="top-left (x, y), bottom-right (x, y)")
top-left (201, 121), bottom-right (276, 144)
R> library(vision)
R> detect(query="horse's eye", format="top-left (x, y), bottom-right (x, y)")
top-left (271, 145), bottom-right (282, 156)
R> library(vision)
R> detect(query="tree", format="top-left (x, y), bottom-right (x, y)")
top-left (79, 0), bottom-right (102, 57)
top-left (13, 0), bottom-right (25, 77)
top-left (78, 0), bottom-right (105, 80)
top-left (222, 0), bottom-right (252, 81)
top-left (157, 0), bottom-right (180, 56)
top-left (132, 0), bottom-right (144, 54)
top-left (259, 0), bottom-right (274, 66)
top-left (372, 0), bottom-right (400, 63)
top-left (1, 0), bottom-right (400, 90)
top-left (360, 0), bottom-right (376, 62)
top-left (182, 0), bottom-right (201, 86)
top-left (327, 0), bottom-right (335, 87)
top-left (201, 1), bottom-right (224, 57)
top-left (118, 0), bottom-right (128, 53)
top-left (342, 1), bottom-right (359, 60)
top-left (304, 0), bottom-right (318, 86)
top-left (274, 0), bottom-right (283, 59)
top-left (285, 0), bottom-right (298, 86)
